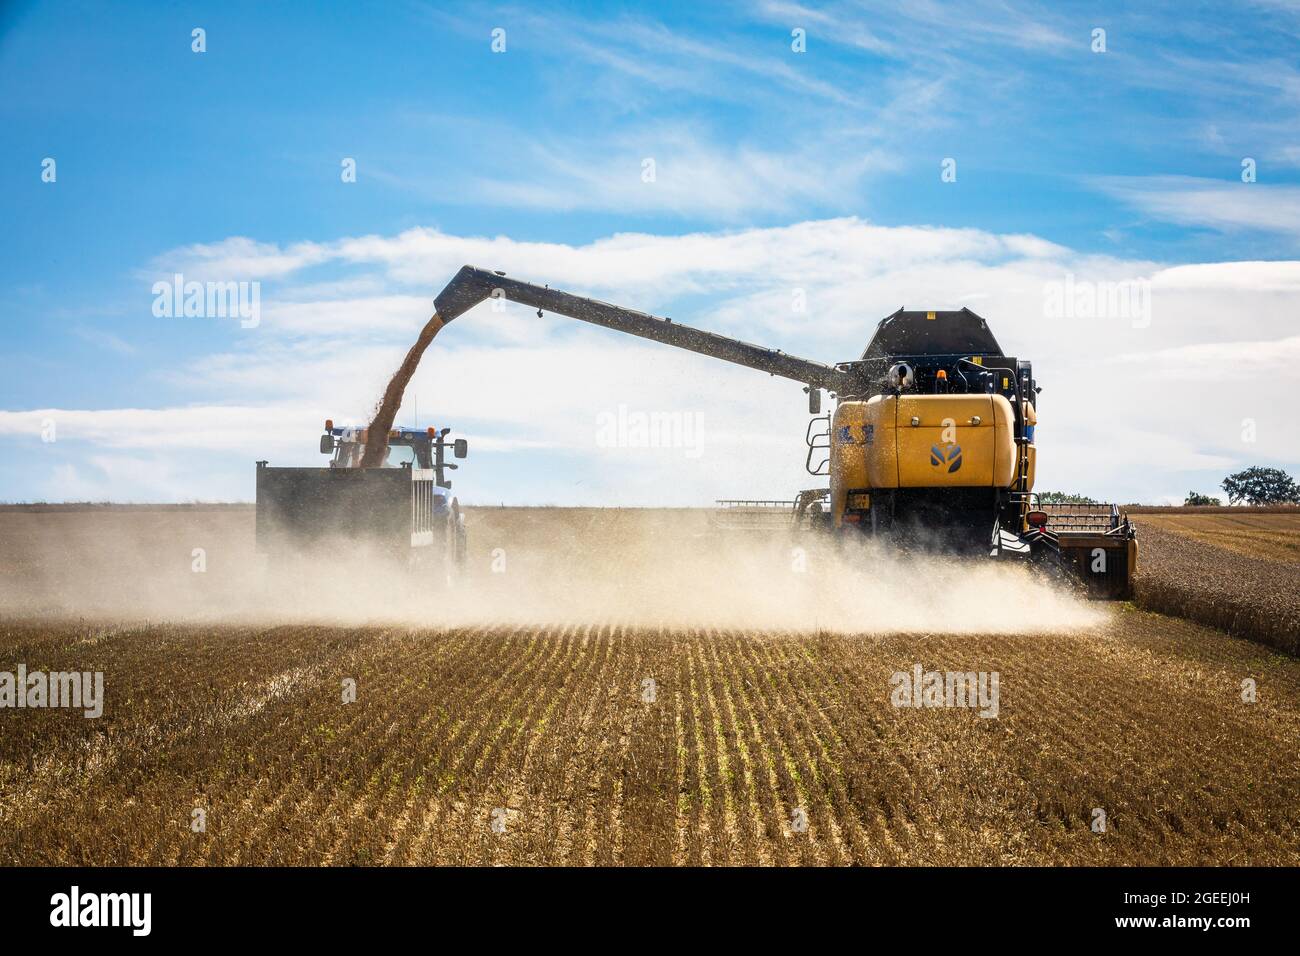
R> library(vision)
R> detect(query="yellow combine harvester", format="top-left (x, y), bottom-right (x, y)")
top-left (429, 266), bottom-right (1136, 598)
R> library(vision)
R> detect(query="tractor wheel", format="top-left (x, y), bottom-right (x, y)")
top-left (431, 498), bottom-right (466, 592)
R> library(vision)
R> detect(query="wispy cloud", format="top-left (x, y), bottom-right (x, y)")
top-left (467, 130), bottom-right (897, 218)
top-left (1096, 176), bottom-right (1300, 239)
top-left (73, 325), bottom-right (137, 355)
top-left (398, 4), bottom-right (965, 218)
top-left (754, 0), bottom-right (1073, 56)
top-left (424, 3), bottom-right (862, 107)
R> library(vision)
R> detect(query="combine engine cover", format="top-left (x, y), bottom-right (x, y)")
top-left (831, 394), bottom-right (1017, 491)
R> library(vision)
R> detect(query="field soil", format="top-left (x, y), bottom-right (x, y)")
top-left (0, 506), bottom-right (1297, 866)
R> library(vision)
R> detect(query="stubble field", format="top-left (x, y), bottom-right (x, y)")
top-left (0, 506), bottom-right (1296, 866)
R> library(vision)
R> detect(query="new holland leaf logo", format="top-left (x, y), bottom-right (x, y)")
top-left (930, 443), bottom-right (962, 473)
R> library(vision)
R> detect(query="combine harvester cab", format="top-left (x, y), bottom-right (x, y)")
top-left (255, 422), bottom-right (469, 588)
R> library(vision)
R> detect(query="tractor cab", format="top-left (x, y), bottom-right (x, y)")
top-left (319, 420), bottom-right (468, 489)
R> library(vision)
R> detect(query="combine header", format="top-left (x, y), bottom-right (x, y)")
top-left (418, 265), bottom-right (1136, 598)
top-left (255, 423), bottom-right (469, 585)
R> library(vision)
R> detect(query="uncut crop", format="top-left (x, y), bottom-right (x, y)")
top-left (1132, 515), bottom-right (1300, 655)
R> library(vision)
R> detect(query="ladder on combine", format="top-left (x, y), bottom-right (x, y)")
top-left (805, 415), bottom-right (831, 476)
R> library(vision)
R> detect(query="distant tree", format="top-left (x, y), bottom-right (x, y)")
top-left (1184, 491), bottom-right (1221, 506)
top-left (1221, 466), bottom-right (1300, 505)
top-left (1038, 491), bottom-right (1099, 505)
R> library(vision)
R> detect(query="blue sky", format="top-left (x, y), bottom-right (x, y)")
top-left (2, 0), bottom-right (1298, 504)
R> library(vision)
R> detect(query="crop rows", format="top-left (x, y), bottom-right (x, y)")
top-left (2, 609), bottom-right (1297, 866)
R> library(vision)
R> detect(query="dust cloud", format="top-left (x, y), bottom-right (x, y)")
top-left (0, 507), bottom-right (1106, 634)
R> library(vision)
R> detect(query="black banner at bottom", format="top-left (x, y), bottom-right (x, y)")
top-left (0, 866), bottom-right (1283, 942)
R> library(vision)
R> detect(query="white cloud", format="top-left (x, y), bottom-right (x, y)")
top-left (1109, 334), bottom-right (1300, 380)
top-left (1151, 260), bottom-right (1300, 292)
top-left (151, 217), bottom-right (1076, 316)
top-left (147, 236), bottom-right (334, 280)
top-left (260, 295), bottom-right (431, 337)
top-left (9, 219), bottom-right (1300, 504)
top-left (1097, 176), bottom-right (1300, 239)
top-left (0, 405), bottom-right (316, 452)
